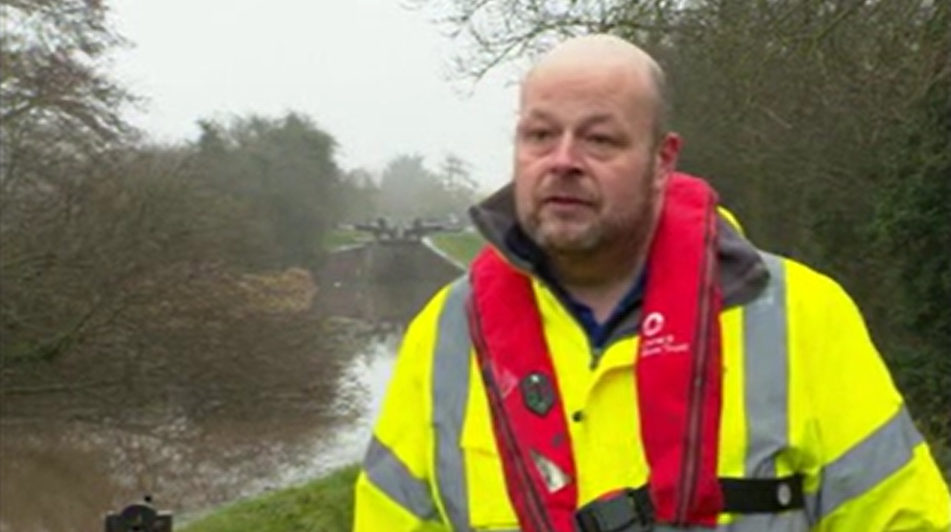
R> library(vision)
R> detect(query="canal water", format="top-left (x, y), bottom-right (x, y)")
top-left (0, 243), bottom-right (459, 532)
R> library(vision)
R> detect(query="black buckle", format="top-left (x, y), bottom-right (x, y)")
top-left (574, 488), bottom-right (654, 532)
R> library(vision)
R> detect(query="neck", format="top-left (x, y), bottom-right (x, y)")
top-left (548, 230), bottom-right (653, 322)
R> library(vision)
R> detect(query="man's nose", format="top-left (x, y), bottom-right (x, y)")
top-left (549, 134), bottom-right (582, 175)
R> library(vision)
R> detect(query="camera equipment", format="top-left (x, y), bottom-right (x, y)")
top-left (103, 495), bottom-right (173, 532)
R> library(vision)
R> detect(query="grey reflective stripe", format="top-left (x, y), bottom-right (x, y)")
top-left (735, 253), bottom-right (810, 532)
top-left (654, 526), bottom-right (722, 531)
top-left (652, 514), bottom-right (811, 532)
top-left (724, 512), bottom-right (811, 532)
top-left (364, 436), bottom-right (438, 520)
top-left (808, 406), bottom-right (923, 522)
top-left (743, 252), bottom-right (789, 478)
top-left (432, 278), bottom-right (473, 530)
top-left (490, 519), bottom-right (810, 532)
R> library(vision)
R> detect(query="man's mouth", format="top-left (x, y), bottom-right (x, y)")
top-left (544, 195), bottom-right (592, 207)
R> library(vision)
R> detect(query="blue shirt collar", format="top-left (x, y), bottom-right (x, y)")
top-left (506, 226), bottom-right (646, 349)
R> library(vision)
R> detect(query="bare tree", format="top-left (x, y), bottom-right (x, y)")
top-left (0, 2), bottom-right (348, 422)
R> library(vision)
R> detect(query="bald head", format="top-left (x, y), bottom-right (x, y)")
top-left (511, 34), bottom-right (681, 269)
top-left (522, 34), bottom-right (669, 141)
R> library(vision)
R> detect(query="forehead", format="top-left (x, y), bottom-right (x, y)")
top-left (519, 63), bottom-right (653, 124)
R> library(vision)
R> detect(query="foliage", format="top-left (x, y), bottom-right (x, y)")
top-left (0, 0), bottom-right (131, 142)
top-left (1, 0), bottom-right (143, 371)
top-left (195, 113), bottom-right (345, 273)
top-left (337, 168), bottom-right (380, 224)
top-left (0, 0), bottom-right (355, 424)
top-left (872, 15), bottom-right (950, 439)
top-left (375, 153), bottom-right (479, 221)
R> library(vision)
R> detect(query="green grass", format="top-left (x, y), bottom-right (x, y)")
top-left (180, 466), bottom-right (359, 532)
top-left (429, 231), bottom-right (486, 265)
top-left (324, 229), bottom-right (372, 250)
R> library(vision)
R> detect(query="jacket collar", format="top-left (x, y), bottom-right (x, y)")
top-left (467, 182), bottom-right (769, 310)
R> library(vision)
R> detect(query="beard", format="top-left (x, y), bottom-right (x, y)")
top-left (521, 169), bottom-right (658, 257)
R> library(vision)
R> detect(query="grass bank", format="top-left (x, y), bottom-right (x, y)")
top-left (324, 228), bottom-right (372, 250)
top-left (180, 466), bottom-right (359, 532)
top-left (428, 231), bottom-right (485, 265)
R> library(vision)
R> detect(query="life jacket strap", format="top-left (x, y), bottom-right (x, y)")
top-left (575, 475), bottom-right (805, 532)
top-left (719, 474), bottom-right (805, 514)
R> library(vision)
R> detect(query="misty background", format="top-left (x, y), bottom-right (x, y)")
top-left (109, 0), bottom-right (519, 192)
top-left (0, 0), bottom-right (948, 531)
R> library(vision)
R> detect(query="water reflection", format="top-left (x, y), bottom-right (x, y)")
top-left (0, 269), bottom-right (448, 532)
top-left (0, 323), bottom-right (400, 532)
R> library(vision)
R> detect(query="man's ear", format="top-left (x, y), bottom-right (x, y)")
top-left (658, 132), bottom-right (681, 176)
top-left (651, 132), bottom-right (681, 194)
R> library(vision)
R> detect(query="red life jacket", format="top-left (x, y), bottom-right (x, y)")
top-left (466, 173), bottom-right (724, 530)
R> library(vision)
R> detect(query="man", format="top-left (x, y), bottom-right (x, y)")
top-left (353, 34), bottom-right (950, 531)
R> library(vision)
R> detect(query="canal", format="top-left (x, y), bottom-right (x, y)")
top-left (0, 242), bottom-right (461, 532)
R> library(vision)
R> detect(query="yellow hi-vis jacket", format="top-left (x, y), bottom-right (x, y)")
top-left (353, 196), bottom-right (950, 532)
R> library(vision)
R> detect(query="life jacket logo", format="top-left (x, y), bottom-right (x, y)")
top-left (641, 311), bottom-right (689, 357)
top-left (642, 311), bottom-right (665, 337)
top-left (520, 372), bottom-right (554, 416)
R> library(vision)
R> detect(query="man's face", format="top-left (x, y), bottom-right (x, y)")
top-left (513, 65), bottom-right (677, 256)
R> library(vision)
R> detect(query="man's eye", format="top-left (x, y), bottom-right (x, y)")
top-left (525, 129), bottom-right (553, 142)
top-left (587, 134), bottom-right (615, 146)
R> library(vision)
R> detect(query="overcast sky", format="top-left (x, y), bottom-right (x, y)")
top-left (108, 0), bottom-right (520, 192)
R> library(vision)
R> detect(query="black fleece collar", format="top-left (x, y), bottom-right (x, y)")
top-left (467, 182), bottom-right (770, 312)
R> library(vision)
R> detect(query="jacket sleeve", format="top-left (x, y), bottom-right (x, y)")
top-left (353, 288), bottom-right (451, 532)
top-left (802, 271), bottom-right (950, 531)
